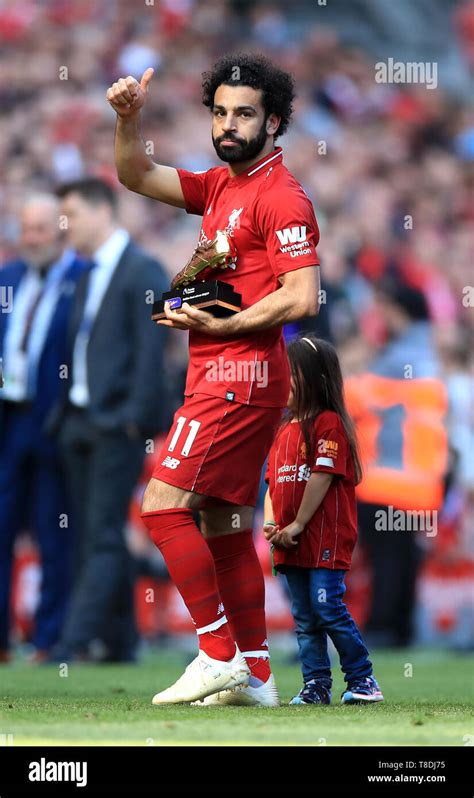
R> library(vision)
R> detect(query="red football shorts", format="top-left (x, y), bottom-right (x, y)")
top-left (152, 393), bottom-right (282, 507)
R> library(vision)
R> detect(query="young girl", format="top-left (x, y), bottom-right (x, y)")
top-left (264, 335), bottom-right (384, 705)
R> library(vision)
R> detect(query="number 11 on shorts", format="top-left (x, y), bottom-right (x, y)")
top-left (168, 416), bottom-right (201, 457)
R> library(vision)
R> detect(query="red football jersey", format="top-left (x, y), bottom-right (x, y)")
top-left (265, 411), bottom-right (358, 570)
top-left (176, 146), bottom-right (320, 407)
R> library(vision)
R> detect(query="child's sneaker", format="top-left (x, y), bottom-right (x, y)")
top-left (289, 679), bottom-right (332, 705)
top-left (341, 676), bottom-right (384, 704)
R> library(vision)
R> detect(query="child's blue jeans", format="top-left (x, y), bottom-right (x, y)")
top-left (282, 566), bottom-right (373, 687)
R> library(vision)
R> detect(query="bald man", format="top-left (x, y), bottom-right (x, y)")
top-left (0, 193), bottom-right (87, 663)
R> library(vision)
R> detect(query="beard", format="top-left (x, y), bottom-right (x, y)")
top-left (212, 120), bottom-right (268, 163)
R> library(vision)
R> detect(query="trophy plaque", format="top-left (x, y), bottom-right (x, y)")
top-left (151, 230), bottom-right (242, 321)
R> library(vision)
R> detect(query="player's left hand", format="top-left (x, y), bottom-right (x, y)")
top-left (272, 520), bottom-right (304, 549)
top-left (156, 301), bottom-right (231, 335)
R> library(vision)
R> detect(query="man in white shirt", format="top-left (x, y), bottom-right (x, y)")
top-left (0, 194), bottom-right (87, 663)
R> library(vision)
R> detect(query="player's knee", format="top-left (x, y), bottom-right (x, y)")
top-left (200, 505), bottom-right (253, 537)
top-left (141, 477), bottom-right (198, 513)
top-left (141, 478), bottom-right (174, 513)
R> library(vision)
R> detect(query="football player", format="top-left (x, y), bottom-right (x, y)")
top-left (107, 53), bottom-right (320, 705)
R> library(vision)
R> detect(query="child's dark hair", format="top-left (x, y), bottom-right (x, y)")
top-left (287, 335), bottom-right (363, 485)
top-left (201, 53), bottom-right (295, 139)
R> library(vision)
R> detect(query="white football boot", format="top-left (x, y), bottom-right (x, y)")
top-left (190, 673), bottom-right (280, 707)
top-left (152, 646), bottom-right (250, 705)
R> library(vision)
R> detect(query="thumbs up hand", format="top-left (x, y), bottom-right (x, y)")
top-left (106, 68), bottom-right (154, 118)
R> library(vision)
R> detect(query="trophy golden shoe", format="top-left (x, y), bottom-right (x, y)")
top-left (151, 230), bottom-right (242, 321)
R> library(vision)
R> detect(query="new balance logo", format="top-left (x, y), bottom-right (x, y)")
top-left (217, 603), bottom-right (225, 615)
top-left (161, 456), bottom-right (180, 469)
top-left (275, 226), bottom-right (307, 245)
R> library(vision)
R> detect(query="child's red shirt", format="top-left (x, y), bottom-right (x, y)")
top-left (266, 411), bottom-right (358, 570)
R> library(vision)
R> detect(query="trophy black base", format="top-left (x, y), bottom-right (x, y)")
top-left (151, 280), bottom-right (242, 321)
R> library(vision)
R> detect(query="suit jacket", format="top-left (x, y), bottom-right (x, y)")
top-left (0, 254), bottom-right (87, 440)
top-left (49, 239), bottom-right (169, 437)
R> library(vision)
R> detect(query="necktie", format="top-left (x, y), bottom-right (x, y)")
top-left (20, 281), bottom-right (45, 352)
top-left (69, 260), bottom-right (97, 407)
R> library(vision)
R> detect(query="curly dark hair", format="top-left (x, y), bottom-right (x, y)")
top-left (202, 52), bottom-right (295, 139)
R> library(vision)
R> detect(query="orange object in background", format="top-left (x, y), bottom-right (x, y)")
top-left (346, 375), bottom-right (448, 511)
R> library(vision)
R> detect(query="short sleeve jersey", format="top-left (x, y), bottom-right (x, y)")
top-left (176, 147), bottom-right (320, 407)
top-left (265, 411), bottom-right (358, 569)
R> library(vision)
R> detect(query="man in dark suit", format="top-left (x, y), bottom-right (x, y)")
top-left (0, 193), bottom-right (87, 663)
top-left (52, 177), bottom-right (169, 662)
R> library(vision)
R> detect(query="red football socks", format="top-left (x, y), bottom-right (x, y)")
top-left (206, 529), bottom-right (271, 684)
top-left (141, 508), bottom-right (235, 662)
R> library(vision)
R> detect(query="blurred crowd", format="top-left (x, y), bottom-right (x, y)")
top-left (0, 0), bottom-right (473, 660)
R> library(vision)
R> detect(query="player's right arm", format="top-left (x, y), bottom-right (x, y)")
top-left (106, 68), bottom-right (186, 209)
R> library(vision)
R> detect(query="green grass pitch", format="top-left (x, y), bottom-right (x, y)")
top-left (0, 648), bottom-right (472, 746)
